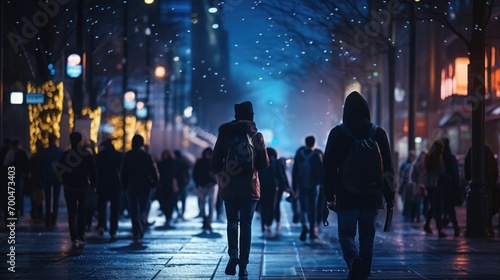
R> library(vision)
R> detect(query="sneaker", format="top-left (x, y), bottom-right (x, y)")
top-left (72, 240), bottom-right (79, 249)
top-left (109, 234), bottom-right (117, 242)
top-left (300, 228), bottom-right (307, 241)
top-left (238, 264), bottom-right (248, 277)
top-left (347, 257), bottom-right (361, 280)
top-left (225, 258), bottom-right (239, 275)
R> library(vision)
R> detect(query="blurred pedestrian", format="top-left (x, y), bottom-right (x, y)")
top-left (423, 140), bottom-right (447, 238)
top-left (399, 150), bottom-right (416, 222)
top-left (409, 151), bottom-right (427, 223)
top-left (323, 91), bottom-right (395, 280)
top-left (193, 147), bottom-right (218, 231)
top-left (41, 135), bottom-right (63, 227)
top-left (96, 139), bottom-right (123, 241)
top-left (258, 147), bottom-right (289, 237)
top-left (441, 137), bottom-right (461, 237)
top-left (121, 135), bottom-right (159, 242)
top-left (464, 144), bottom-right (499, 236)
top-left (157, 149), bottom-right (178, 228)
top-left (174, 150), bottom-right (191, 221)
top-left (292, 135), bottom-right (323, 242)
top-left (58, 132), bottom-right (97, 249)
top-left (210, 101), bottom-right (269, 278)
top-left (28, 142), bottom-right (44, 223)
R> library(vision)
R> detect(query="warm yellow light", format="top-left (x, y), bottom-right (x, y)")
top-left (27, 81), bottom-right (64, 154)
top-left (494, 68), bottom-right (500, 97)
top-left (144, 0), bottom-right (154, 4)
top-left (454, 57), bottom-right (469, 95)
top-left (154, 66), bottom-right (167, 79)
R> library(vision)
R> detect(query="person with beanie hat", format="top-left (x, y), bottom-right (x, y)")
top-left (234, 101), bottom-right (254, 121)
top-left (210, 101), bottom-right (269, 278)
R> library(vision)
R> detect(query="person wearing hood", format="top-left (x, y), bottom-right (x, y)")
top-left (323, 91), bottom-right (395, 280)
top-left (210, 101), bottom-right (269, 279)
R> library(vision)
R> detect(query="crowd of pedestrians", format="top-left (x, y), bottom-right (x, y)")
top-left (1, 95), bottom-right (500, 280)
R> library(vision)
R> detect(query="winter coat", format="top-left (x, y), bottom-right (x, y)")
top-left (323, 92), bottom-right (395, 210)
top-left (96, 147), bottom-right (123, 193)
top-left (121, 148), bottom-right (159, 190)
top-left (292, 147), bottom-right (323, 191)
top-left (58, 146), bottom-right (97, 190)
top-left (259, 157), bottom-right (288, 194)
top-left (193, 157), bottom-right (216, 187)
top-left (210, 120), bottom-right (269, 201)
top-left (41, 145), bottom-right (63, 183)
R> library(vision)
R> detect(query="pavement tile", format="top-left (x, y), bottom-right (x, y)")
top-left (1, 195), bottom-right (500, 279)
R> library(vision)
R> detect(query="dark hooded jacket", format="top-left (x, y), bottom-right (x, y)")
top-left (323, 91), bottom-right (395, 210)
top-left (210, 120), bottom-right (270, 201)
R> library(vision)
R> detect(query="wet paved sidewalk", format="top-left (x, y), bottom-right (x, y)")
top-left (1, 194), bottom-right (500, 279)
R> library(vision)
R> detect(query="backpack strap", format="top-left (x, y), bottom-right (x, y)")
top-left (340, 123), bottom-right (377, 139)
top-left (368, 124), bottom-right (378, 138)
top-left (339, 123), bottom-right (356, 140)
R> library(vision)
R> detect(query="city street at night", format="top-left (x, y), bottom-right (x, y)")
top-left (1, 194), bottom-right (499, 279)
top-left (2, 1), bottom-right (500, 280)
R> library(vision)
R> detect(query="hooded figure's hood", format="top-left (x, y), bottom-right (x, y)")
top-left (218, 120), bottom-right (257, 137)
top-left (342, 91), bottom-right (371, 126)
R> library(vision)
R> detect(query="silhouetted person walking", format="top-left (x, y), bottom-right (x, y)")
top-left (441, 137), bottom-right (461, 237)
top-left (58, 132), bottom-right (97, 249)
top-left (121, 135), bottom-right (159, 242)
top-left (323, 91), bottom-right (395, 280)
top-left (464, 144), bottom-right (499, 236)
top-left (292, 136), bottom-right (323, 241)
top-left (423, 140), bottom-right (447, 238)
top-left (96, 139), bottom-right (123, 241)
top-left (157, 149), bottom-right (178, 228)
top-left (174, 150), bottom-right (191, 221)
top-left (210, 101), bottom-right (269, 279)
top-left (258, 147), bottom-right (289, 237)
top-left (41, 135), bottom-right (63, 226)
top-left (193, 147), bottom-right (218, 231)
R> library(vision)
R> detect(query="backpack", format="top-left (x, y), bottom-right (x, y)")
top-left (224, 132), bottom-right (257, 176)
top-left (340, 123), bottom-right (384, 195)
top-left (298, 149), bottom-right (317, 188)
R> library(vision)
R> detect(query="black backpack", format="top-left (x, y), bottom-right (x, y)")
top-left (224, 132), bottom-right (257, 176)
top-left (340, 123), bottom-right (384, 195)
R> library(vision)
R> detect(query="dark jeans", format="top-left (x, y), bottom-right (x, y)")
top-left (298, 186), bottom-right (318, 235)
top-left (127, 188), bottom-right (151, 240)
top-left (97, 190), bottom-right (121, 235)
top-left (64, 187), bottom-right (88, 242)
top-left (224, 199), bottom-right (258, 264)
top-left (337, 208), bottom-right (378, 279)
top-left (425, 188), bottom-right (443, 231)
top-left (43, 180), bottom-right (62, 225)
top-left (260, 186), bottom-right (277, 228)
top-left (175, 185), bottom-right (188, 218)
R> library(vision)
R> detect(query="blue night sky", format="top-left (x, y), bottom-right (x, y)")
top-left (223, 1), bottom-right (338, 156)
